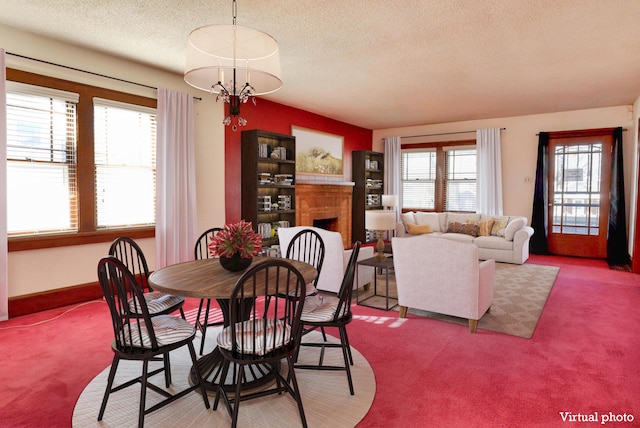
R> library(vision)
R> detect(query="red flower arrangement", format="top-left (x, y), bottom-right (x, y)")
top-left (209, 220), bottom-right (263, 259)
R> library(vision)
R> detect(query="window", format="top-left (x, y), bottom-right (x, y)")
top-left (94, 98), bottom-right (156, 228)
top-left (401, 141), bottom-right (476, 212)
top-left (444, 147), bottom-right (476, 211)
top-left (6, 82), bottom-right (79, 235)
top-left (401, 149), bottom-right (436, 209)
top-left (6, 68), bottom-right (157, 250)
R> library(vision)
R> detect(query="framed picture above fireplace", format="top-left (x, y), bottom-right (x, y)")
top-left (292, 125), bottom-right (344, 177)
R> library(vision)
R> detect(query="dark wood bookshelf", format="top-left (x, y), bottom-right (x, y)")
top-left (241, 129), bottom-right (296, 248)
top-left (351, 150), bottom-right (384, 244)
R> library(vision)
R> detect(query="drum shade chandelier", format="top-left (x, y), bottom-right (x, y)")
top-left (184, 0), bottom-right (282, 130)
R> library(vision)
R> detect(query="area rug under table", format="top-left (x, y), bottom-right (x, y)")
top-left (376, 262), bottom-right (560, 338)
top-left (73, 330), bottom-right (375, 427)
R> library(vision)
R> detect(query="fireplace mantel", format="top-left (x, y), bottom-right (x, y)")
top-left (296, 183), bottom-right (353, 248)
top-left (296, 180), bottom-right (355, 187)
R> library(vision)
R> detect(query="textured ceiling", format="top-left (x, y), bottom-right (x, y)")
top-left (1, 0), bottom-right (640, 130)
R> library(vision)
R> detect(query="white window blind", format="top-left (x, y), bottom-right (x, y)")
top-left (444, 147), bottom-right (476, 212)
top-left (401, 149), bottom-right (436, 209)
top-left (93, 98), bottom-right (157, 229)
top-left (6, 82), bottom-right (78, 235)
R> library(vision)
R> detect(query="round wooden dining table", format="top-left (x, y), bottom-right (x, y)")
top-left (148, 256), bottom-right (317, 392)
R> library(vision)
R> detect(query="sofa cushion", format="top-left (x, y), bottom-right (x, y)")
top-left (400, 212), bottom-right (416, 232)
top-left (414, 212), bottom-right (441, 232)
top-left (438, 213), bottom-right (448, 231)
top-left (504, 217), bottom-right (526, 241)
top-left (407, 223), bottom-right (433, 235)
top-left (473, 235), bottom-right (514, 250)
top-left (490, 216), bottom-right (510, 237)
top-left (446, 221), bottom-right (479, 237)
top-left (440, 233), bottom-right (475, 244)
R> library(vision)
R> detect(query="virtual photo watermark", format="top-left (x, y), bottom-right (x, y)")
top-left (560, 412), bottom-right (635, 424)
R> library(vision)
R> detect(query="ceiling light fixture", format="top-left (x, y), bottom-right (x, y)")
top-left (184, 0), bottom-right (282, 131)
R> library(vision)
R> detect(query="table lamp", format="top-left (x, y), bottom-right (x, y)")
top-left (381, 194), bottom-right (398, 210)
top-left (365, 210), bottom-right (397, 260)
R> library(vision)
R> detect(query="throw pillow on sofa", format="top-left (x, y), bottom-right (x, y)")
top-left (446, 221), bottom-right (479, 237)
top-left (407, 223), bottom-right (433, 235)
top-left (446, 213), bottom-right (481, 230)
top-left (490, 216), bottom-right (509, 237)
top-left (478, 219), bottom-right (494, 236)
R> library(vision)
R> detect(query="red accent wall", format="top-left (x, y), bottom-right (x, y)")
top-left (224, 99), bottom-right (373, 222)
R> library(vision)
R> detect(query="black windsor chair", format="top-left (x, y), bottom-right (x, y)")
top-left (295, 241), bottom-right (361, 395)
top-left (213, 259), bottom-right (308, 428)
top-left (108, 236), bottom-right (185, 319)
top-left (96, 256), bottom-right (210, 428)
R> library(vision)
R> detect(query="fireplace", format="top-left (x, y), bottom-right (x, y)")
top-left (313, 217), bottom-right (338, 231)
top-left (296, 183), bottom-right (354, 248)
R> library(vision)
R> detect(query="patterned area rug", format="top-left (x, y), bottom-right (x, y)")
top-left (72, 331), bottom-right (375, 427)
top-left (359, 262), bottom-right (559, 338)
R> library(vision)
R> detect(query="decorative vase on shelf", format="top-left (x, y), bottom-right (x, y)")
top-left (219, 253), bottom-right (253, 272)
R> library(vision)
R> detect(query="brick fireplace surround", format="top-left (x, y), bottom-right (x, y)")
top-left (295, 182), bottom-right (354, 248)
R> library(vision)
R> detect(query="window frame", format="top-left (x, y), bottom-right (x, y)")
top-left (400, 140), bottom-right (476, 213)
top-left (6, 68), bottom-right (157, 252)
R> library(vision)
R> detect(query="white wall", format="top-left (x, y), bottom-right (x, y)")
top-left (373, 106), bottom-right (637, 253)
top-left (1, 24), bottom-right (226, 297)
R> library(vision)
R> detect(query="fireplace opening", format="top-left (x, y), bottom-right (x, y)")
top-left (313, 217), bottom-right (338, 232)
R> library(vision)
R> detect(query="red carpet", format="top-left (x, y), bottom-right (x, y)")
top-left (1, 255), bottom-right (639, 427)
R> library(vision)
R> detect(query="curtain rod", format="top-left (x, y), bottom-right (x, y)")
top-left (6, 52), bottom-right (202, 100)
top-left (535, 127), bottom-right (626, 136)
top-left (382, 127), bottom-right (506, 140)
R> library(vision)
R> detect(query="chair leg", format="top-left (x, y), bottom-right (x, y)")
top-left (199, 299), bottom-right (212, 355)
top-left (340, 325), bottom-right (354, 366)
top-left (163, 353), bottom-right (171, 388)
top-left (179, 307), bottom-right (186, 320)
top-left (230, 364), bottom-right (245, 428)
top-left (187, 342), bottom-right (211, 409)
top-left (320, 326), bottom-right (327, 341)
top-left (469, 319), bottom-right (478, 333)
top-left (286, 355), bottom-right (308, 428)
top-left (139, 359), bottom-right (149, 428)
top-left (339, 326), bottom-right (355, 395)
top-left (98, 355), bottom-right (120, 421)
top-left (399, 305), bottom-right (408, 318)
top-left (213, 360), bottom-right (231, 413)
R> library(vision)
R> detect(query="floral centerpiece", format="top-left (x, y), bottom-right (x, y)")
top-left (209, 220), bottom-right (263, 271)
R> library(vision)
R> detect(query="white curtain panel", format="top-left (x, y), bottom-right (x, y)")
top-left (476, 128), bottom-right (503, 215)
top-left (384, 136), bottom-right (402, 223)
top-left (0, 49), bottom-right (8, 320)
top-left (155, 88), bottom-right (198, 268)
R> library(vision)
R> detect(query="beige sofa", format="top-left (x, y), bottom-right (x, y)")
top-left (278, 226), bottom-right (374, 294)
top-left (392, 235), bottom-right (495, 333)
top-left (396, 211), bottom-right (534, 264)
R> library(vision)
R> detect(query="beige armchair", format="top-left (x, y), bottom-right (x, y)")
top-left (278, 226), bottom-right (374, 294)
top-left (391, 235), bottom-right (495, 333)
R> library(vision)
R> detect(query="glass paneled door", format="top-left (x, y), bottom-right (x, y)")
top-left (547, 135), bottom-right (612, 258)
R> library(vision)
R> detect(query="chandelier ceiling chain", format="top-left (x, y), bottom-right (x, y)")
top-left (183, 0), bottom-right (282, 131)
